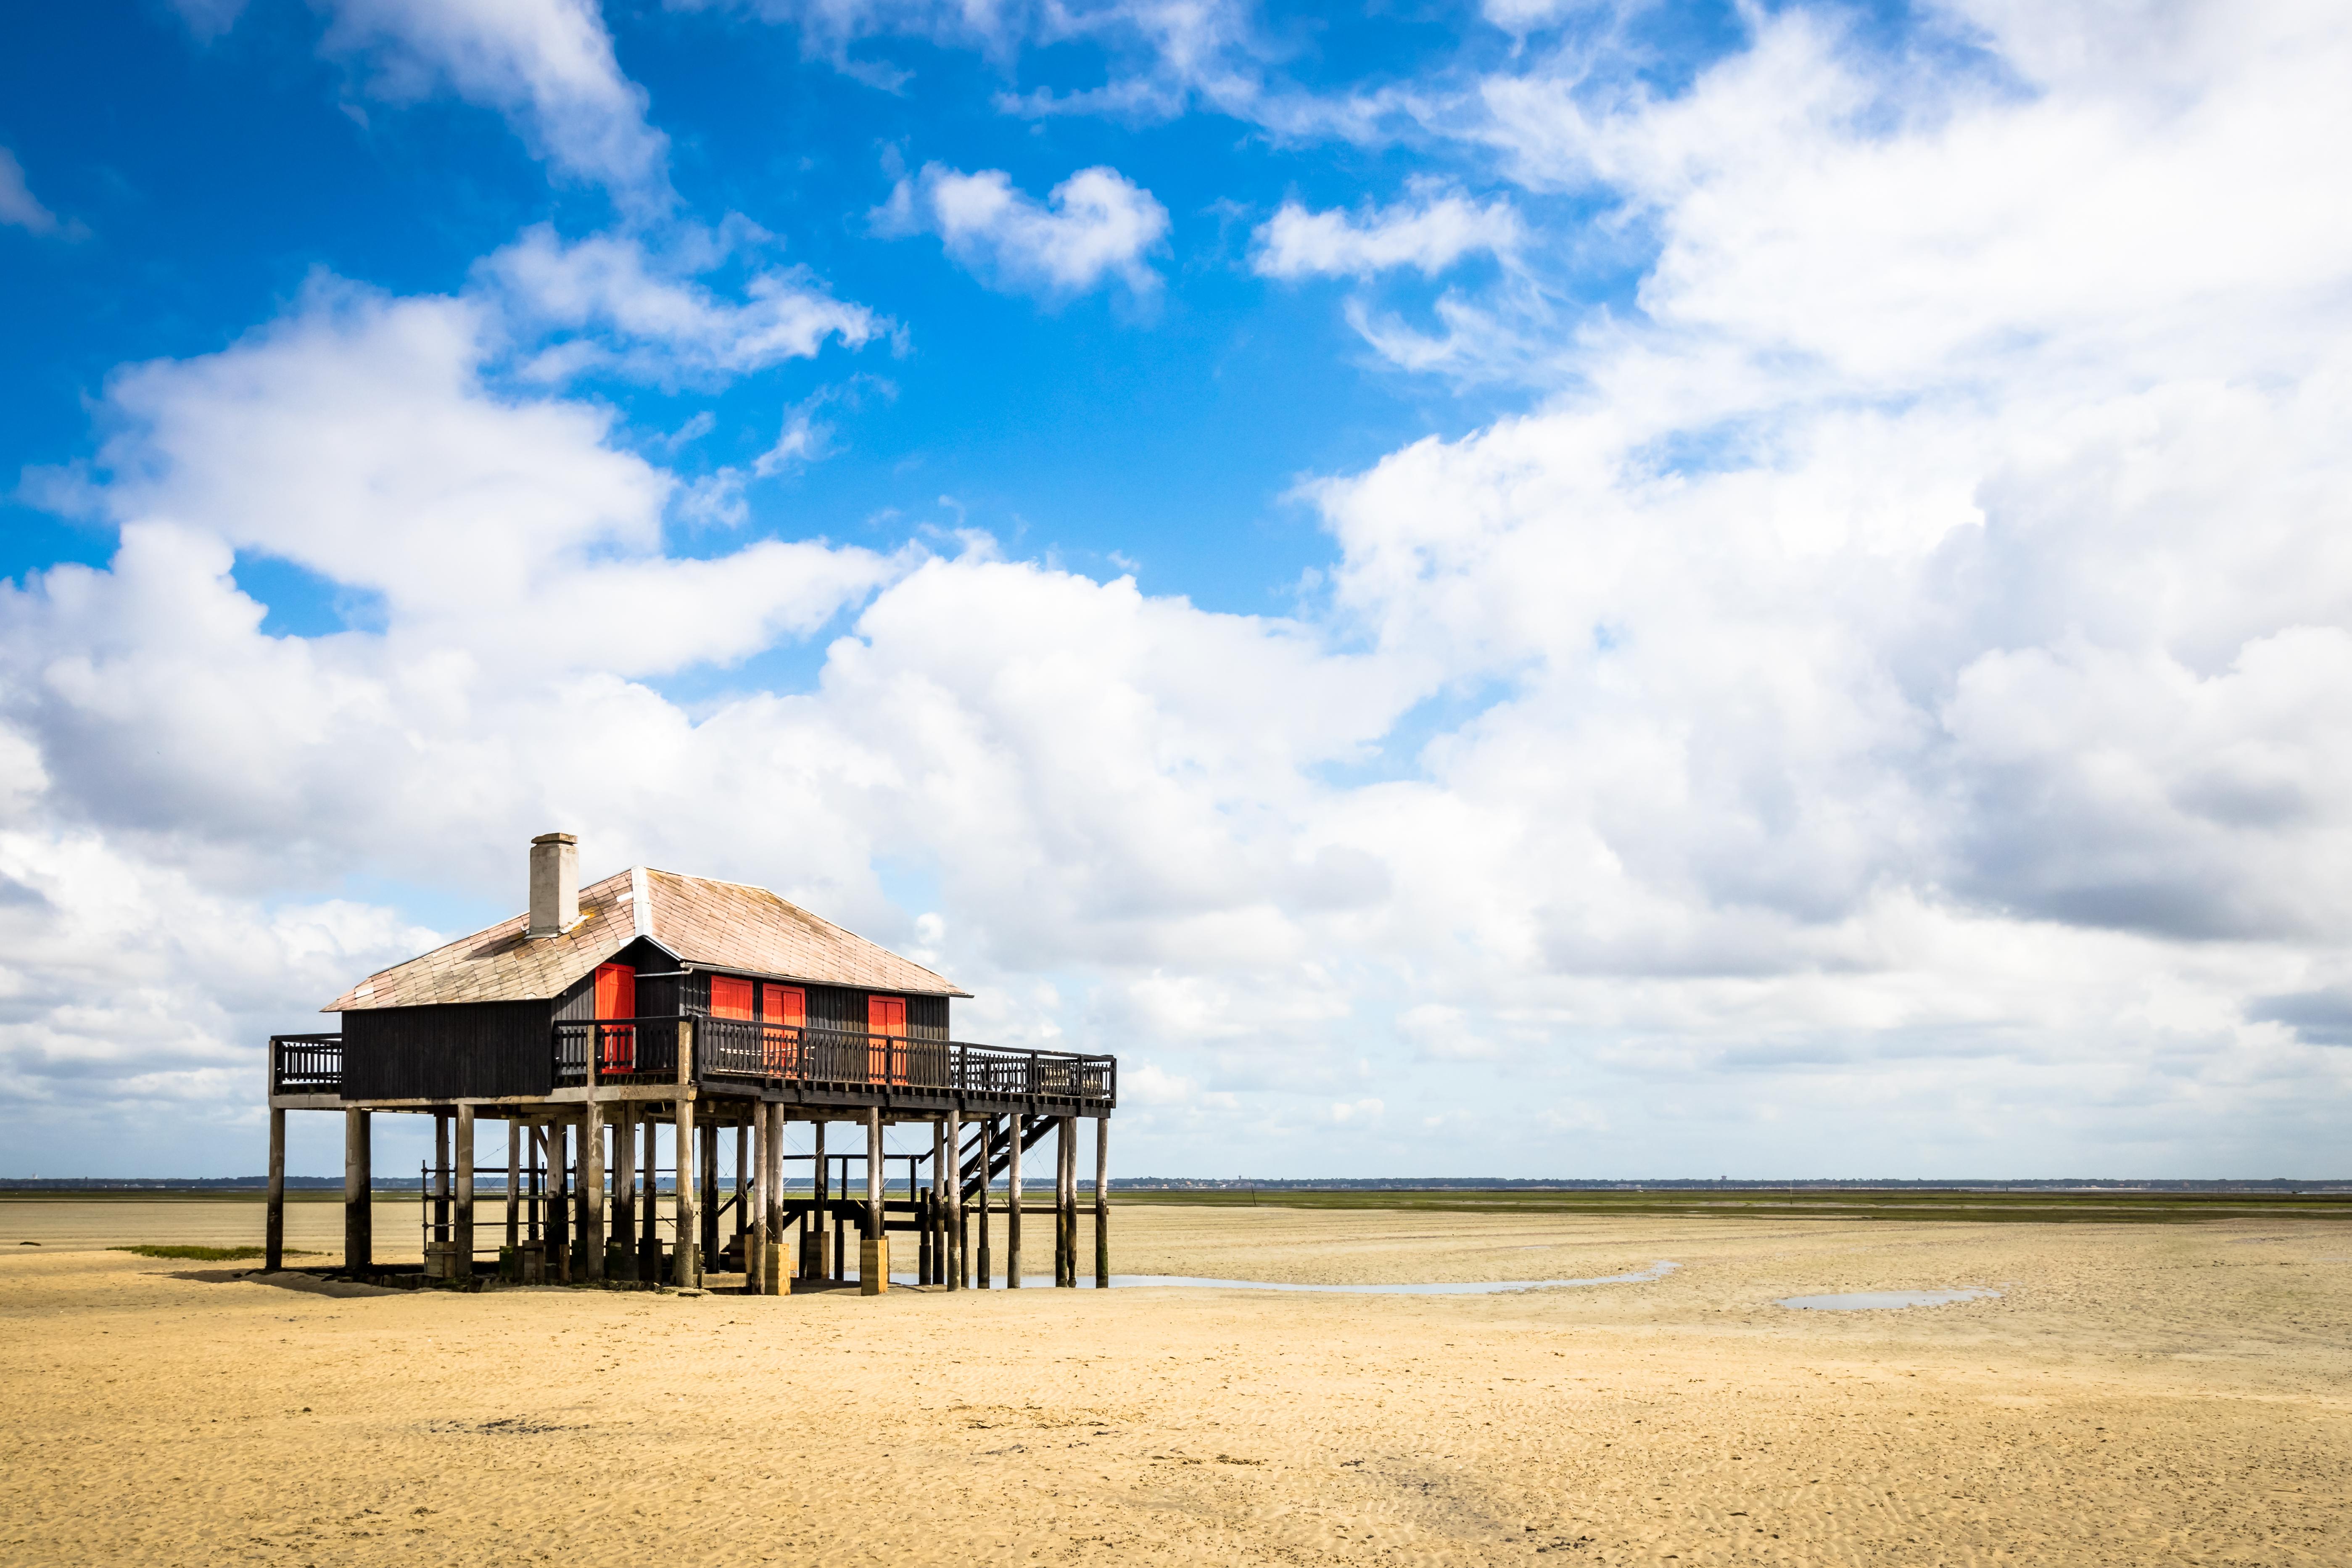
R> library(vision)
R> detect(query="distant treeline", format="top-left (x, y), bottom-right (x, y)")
top-left (4, 1175), bottom-right (2347, 1193)
top-left (1108, 1177), bottom-right (2352, 1193)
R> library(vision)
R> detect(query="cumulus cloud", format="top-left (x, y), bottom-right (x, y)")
top-left (18, 0), bottom-right (2352, 1177)
top-left (175, 0), bottom-right (671, 206)
top-left (1253, 187), bottom-right (1520, 280)
top-left (476, 224), bottom-right (882, 382)
top-left (875, 163), bottom-right (1169, 298)
top-left (686, 0), bottom-right (1272, 119)
top-left (0, 148), bottom-right (66, 237)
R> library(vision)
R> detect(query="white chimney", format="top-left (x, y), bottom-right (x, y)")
top-left (528, 832), bottom-right (578, 937)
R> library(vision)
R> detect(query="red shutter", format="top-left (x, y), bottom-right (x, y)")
top-left (710, 976), bottom-right (755, 1020)
top-left (592, 963), bottom-right (636, 1071)
top-left (867, 995), bottom-right (906, 1083)
top-left (760, 984), bottom-right (805, 1074)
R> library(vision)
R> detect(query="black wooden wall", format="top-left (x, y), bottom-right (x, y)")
top-left (342, 1000), bottom-right (555, 1099)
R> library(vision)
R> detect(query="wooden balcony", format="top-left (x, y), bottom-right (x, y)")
top-left (271, 1018), bottom-right (1116, 1114)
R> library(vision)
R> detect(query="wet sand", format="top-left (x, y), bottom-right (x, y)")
top-left (2, 1199), bottom-right (2348, 1565)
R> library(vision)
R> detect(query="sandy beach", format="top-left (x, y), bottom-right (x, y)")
top-left (2, 1199), bottom-right (2347, 1566)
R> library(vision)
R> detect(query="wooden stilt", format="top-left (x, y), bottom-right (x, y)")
top-left (343, 1107), bottom-right (371, 1273)
top-left (675, 1093), bottom-right (700, 1288)
top-left (264, 1106), bottom-right (286, 1273)
top-left (454, 1104), bottom-right (475, 1282)
top-left (433, 1111), bottom-right (451, 1248)
top-left (734, 1122), bottom-right (749, 1273)
top-left (1061, 1115), bottom-right (1079, 1288)
top-left (945, 1107), bottom-right (963, 1291)
top-left (528, 1125), bottom-right (544, 1244)
top-left (925, 1118), bottom-right (944, 1286)
top-left (551, 1122), bottom-right (571, 1283)
top-left (1006, 1114), bottom-right (1024, 1289)
top-left (976, 1116), bottom-right (992, 1288)
top-left (746, 1108), bottom-right (763, 1294)
top-left (861, 1106), bottom-right (887, 1294)
top-left (582, 1099), bottom-right (606, 1282)
top-left (698, 1121), bottom-right (719, 1272)
top-left (506, 1120), bottom-right (521, 1254)
top-left (640, 1114), bottom-right (659, 1280)
top-left (263, 1106), bottom-right (286, 1272)
top-left (809, 1119), bottom-right (829, 1280)
top-left (614, 1106), bottom-right (637, 1283)
top-left (1094, 1115), bottom-right (1110, 1290)
top-left (762, 1102), bottom-right (785, 1295)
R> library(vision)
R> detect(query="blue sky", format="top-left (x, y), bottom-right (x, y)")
top-left (5, 0), bottom-right (2351, 1180)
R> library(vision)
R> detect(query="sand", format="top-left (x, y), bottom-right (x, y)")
top-left (2, 1199), bottom-right (2348, 1566)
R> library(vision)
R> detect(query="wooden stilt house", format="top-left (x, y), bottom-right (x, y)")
top-left (266, 833), bottom-right (1116, 1294)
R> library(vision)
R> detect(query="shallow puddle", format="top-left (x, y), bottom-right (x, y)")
top-left (1777, 1288), bottom-right (2001, 1310)
top-left (876, 1261), bottom-right (1682, 1293)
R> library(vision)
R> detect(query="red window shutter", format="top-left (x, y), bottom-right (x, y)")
top-left (594, 963), bottom-right (635, 1019)
top-left (591, 963), bottom-right (636, 1072)
top-left (867, 995), bottom-right (906, 1083)
top-left (760, 984), bottom-right (805, 1075)
top-left (711, 976), bottom-right (755, 1020)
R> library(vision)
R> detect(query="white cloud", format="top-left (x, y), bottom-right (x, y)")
top-left (173, 0), bottom-right (672, 206)
top-left (876, 163), bottom-right (1169, 298)
top-left (477, 224), bottom-right (881, 382)
top-left (17, 0), bottom-right (2352, 1177)
top-left (1253, 187), bottom-right (1520, 280)
top-left (0, 148), bottom-right (64, 237)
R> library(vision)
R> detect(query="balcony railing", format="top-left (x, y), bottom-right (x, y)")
top-left (556, 1015), bottom-right (1116, 1107)
top-left (271, 1033), bottom-right (344, 1095)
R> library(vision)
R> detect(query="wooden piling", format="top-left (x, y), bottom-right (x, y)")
top-left (976, 1115), bottom-right (992, 1288)
top-left (582, 1099), bottom-right (606, 1282)
top-left (699, 1120), bottom-right (720, 1272)
top-left (1093, 1115), bottom-right (1109, 1290)
top-left (809, 1119), bottom-right (829, 1280)
top-left (675, 1093), bottom-right (699, 1288)
top-left (762, 1101), bottom-right (785, 1295)
top-left (1006, 1114), bottom-right (1024, 1289)
top-left (640, 1114), bottom-right (659, 1279)
top-left (528, 1125), bottom-right (544, 1245)
top-left (945, 1107), bottom-right (963, 1291)
top-left (551, 1122), bottom-right (570, 1283)
top-left (265, 1106), bottom-right (285, 1272)
top-left (927, 1119), bottom-right (946, 1286)
top-left (454, 1103), bottom-right (475, 1281)
top-left (506, 1120), bottom-right (521, 1253)
top-left (1065, 1115), bottom-right (1081, 1287)
top-left (343, 1106), bottom-right (371, 1273)
top-left (734, 1122), bottom-right (749, 1270)
top-left (861, 1106), bottom-right (887, 1295)
top-left (432, 1111), bottom-right (451, 1248)
top-left (613, 1106), bottom-right (637, 1283)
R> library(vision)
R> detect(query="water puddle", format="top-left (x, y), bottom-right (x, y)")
top-left (1777, 1288), bottom-right (2001, 1311)
top-left (875, 1261), bottom-right (1682, 1294)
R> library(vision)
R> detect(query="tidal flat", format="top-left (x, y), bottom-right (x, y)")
top-left (2, 1198), bottom-right (2347, 1565)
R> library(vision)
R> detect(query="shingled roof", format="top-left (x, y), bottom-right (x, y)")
top-left (323, 867), bottom-right (969, 1011)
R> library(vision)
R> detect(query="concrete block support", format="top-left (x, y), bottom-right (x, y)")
top-left (860, 1235), bottom-right (890, 1296)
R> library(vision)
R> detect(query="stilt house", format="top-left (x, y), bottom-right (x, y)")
top-left (266, 833), bottom-right (1116, 1294)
